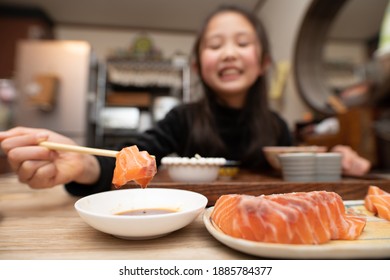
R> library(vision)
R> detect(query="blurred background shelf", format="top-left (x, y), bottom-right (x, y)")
top-left (92, 58), bottom-right (190, 148)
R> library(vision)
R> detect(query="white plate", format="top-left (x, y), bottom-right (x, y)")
top-left (203, 201), bottom-right (390, 259)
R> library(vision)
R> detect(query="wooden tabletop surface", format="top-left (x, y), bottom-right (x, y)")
top-left (1, 170), bottom-right (389, 260)
top-left (0, 174), bottom-right (255, 260)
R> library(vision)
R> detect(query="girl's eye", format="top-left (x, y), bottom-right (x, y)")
top-left (238, 41), bottom-right (250, 47)
top-left (236, 34), bottom-right (253, 47)
top-left (206, 39), bottom-right (222, 50)
top-left (208, 43), bottom-right (221, 50)
top-left (202, 35), bottom-right (224, 50)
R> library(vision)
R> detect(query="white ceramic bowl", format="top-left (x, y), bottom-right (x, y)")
top-left (161, 156), bottom-right (226, 182)
top-left (263, 146), bottom-right (327, 170)
top-left (74, 188), bottom-right (208, 240)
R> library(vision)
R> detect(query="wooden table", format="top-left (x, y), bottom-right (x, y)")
top-left (1, 170), bottom-right (389, 260)
top-left (0, 174), bottom-right (256, 260)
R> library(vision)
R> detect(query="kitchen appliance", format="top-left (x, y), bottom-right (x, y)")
top-left (13, 40), bottom-right (97, 145)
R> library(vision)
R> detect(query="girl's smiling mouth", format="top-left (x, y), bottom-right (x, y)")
top-left (219, 67), bottom-right (243, 81)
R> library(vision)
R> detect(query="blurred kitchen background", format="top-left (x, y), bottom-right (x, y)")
top-left (0, 0), bottom-right (389, 171)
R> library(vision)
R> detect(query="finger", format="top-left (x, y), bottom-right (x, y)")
top-left (17, 160), bottom-right (52, 183)
top-left (7, 146), bottom-right (55, 172)
top-left (330, 145), bottom-right (347, 153)
top-left (25, 163), bottom-right (57, 189)
top-left (343, 156), bottom-right (371, 176)
top-left (1, 133), bottom-right (49, 154)
top-left (0, 127), bottom-right (45, 141)
top-left (353, 158), bottom-right (371, 175)
top-left (340, 154), bottom-right (354, 170)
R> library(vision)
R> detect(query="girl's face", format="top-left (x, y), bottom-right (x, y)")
top-left (199, 11), bottom-right (265, 108)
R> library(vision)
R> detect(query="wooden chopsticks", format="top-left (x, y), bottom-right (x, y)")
top-left (39, 141), bottom-right (118, 158)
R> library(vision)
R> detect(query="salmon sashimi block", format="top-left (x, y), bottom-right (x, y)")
top-left (112, 145), bottom-right (157, 188)
top-left (364, 186), bottom-right (390, 220)
top-left (210, 191), bottom-right (366, 245)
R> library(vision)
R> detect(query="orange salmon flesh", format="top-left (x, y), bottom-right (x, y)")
top-left (365, 185), bottom-right (390, 221)
top-left (112, 145), bottom-right (156, 188)
top-left (211, 191), bottom-right (366, 245)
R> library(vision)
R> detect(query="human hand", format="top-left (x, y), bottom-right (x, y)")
top-left (0, 126), bottom-right (100, 189)
top-left (330, 145), bottom-right (371, 177)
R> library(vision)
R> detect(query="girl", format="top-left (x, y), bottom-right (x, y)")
top-left (0, 5), bottom-right (370, 195)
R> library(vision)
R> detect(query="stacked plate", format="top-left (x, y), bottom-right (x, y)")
top-left (315, 153), bottom-right (342, 182)
top-left (278, 152), bottom-right (343, 182)
top-left (278, 153), bottom-right (316, 182)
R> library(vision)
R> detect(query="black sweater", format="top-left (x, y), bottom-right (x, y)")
top-left (65, 102), bottom-right (292, 196)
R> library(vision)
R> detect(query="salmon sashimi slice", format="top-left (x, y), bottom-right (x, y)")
top-left (364, 186), bottom-right (390, 220)
top-left (112, 145), bottom-right (157, 188)
top-left (210, 191), bottom-right (366, 245)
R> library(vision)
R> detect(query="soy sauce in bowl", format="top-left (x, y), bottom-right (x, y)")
top-left (116, 208), bottom-right (177, 216)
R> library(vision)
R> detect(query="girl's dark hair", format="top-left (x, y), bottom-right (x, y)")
top-left (188, 4), bottom-right (282, 169)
